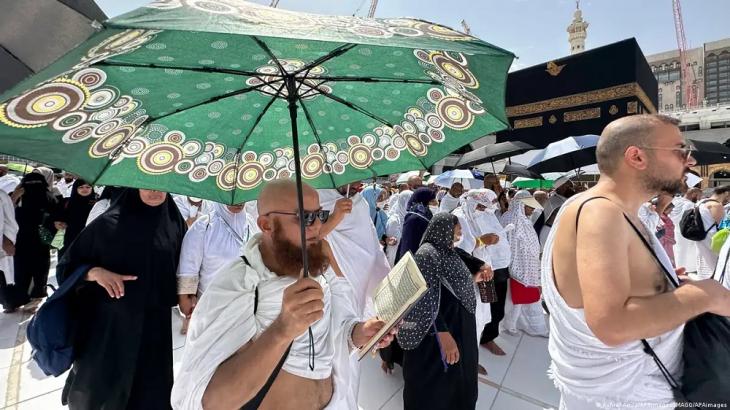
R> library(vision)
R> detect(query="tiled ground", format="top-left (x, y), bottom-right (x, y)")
top-left (0, 257), bottom-right (559, 409)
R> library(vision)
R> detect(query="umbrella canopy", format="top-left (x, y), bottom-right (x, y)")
top-left (6, 162), bottom-right (34, 174)
top-left (527, 134), bottom-right (599, 174)
top-left (688, 139), bottom-right (730, 166)
top-left (475, 160), bottom-right (542, 179)
top-left (512, 177), bottom-right (554, 190)
top-left (396, 170), bottom-right (429, 185)
top-left (0, 0), bottom-right (106, 93)
top-left (0, 0), bottom-right (513, 205)
top-left (453, 140), bottom-right (534, 168)
top-left (433, 169), bottom-right (481, 189)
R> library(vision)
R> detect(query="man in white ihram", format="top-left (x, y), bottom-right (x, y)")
top-left (171, 179), bottom-right (394, 410)
top-left (543, 115), bottom-right (730, 409)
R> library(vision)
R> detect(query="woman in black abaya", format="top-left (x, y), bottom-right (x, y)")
top-left (57, 188), bottom-right (186, 410)
top-left (399, 213), bottom-right (479, 410)
top-left (57, 179), bottom-right (97, 256)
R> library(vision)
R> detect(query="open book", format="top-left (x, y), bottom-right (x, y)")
top-left (357, 252), bottom-right (428, 360)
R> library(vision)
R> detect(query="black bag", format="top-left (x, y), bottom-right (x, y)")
top-left (679, 199), bottom-right (719, 241)
top-left (623, 212), bottom-right (730, 407)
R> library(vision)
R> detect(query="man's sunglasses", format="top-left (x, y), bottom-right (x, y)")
top-left (264, 209), bottom-right (330, 226)
top-left (635, 145), bottom-right (694, 162)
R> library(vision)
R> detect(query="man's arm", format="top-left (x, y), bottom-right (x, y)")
top-left (202, 278), bottom-right (324, 410)
top-left (576, 201), bottom-right (729, 346)
top-left (320, 198), bottom-right (352, 237)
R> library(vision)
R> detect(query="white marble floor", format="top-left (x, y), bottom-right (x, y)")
top-left (0, 258), bottom-right (559, 410)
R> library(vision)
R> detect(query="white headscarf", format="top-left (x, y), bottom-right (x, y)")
top-left (501, 191), bottom-right (541, 287)
top-left (211, 202), bottom-right (250, 245)
top-left (388, 190), bottom-right (412, 226)
top-left (456, 189), bottom-right (498, 238)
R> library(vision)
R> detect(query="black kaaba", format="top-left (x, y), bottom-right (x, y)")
top-left (496, 38), bottom-right (658, 148)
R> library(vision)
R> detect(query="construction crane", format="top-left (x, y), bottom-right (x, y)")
top-left (269, 0), bottom-right (280, 8)
top-left (460, 19), bottom-right (471, 35)
top-left (367, 0), bottom-right (378, 18)
top-left (672, 0), bottom-right (697, 108)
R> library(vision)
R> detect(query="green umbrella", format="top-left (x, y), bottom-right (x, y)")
top-left (512, 177), bottom-right (554, 190)
top-left (0, 0), bottom-right (513, 275)
top-left (6, 162), bottom-right (34, 174)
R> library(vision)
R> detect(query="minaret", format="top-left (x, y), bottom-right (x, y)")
top-left (567, 0), bottom-right (589, 54)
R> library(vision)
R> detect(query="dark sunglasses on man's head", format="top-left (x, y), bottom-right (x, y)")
top-left (264, 209), bottom-right (330, 226)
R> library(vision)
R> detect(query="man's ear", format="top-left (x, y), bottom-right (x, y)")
top-left (257, 215), bottom-right (272, 233)
top-left (624, 146), bottom-right (649, 171)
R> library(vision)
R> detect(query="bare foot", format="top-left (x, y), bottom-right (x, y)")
top-left (481, 341), bottom-right (506, 356)
top-left (477, 364), bottom-right (488, 376)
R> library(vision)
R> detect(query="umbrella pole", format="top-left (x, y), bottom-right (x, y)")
top-left (285, 76), bottom-right (310, 279)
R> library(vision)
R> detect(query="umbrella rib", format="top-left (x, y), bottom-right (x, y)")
top-left (230, 82), bottom-right (286, 204)
top-left (293, 43), bottom-right (358, 76)
top-left (307, 75), bottom-right (440, 85)
top-left (297, 100), bottom-right (338, 190)
top-left (306, 83), bottom-right (395, 128)
top-left (95, 60), bottom-right (275, 78)
top-left (144, 76), bottom-right (284, 123)
top-left (251, 36), bottom-right (288, 78)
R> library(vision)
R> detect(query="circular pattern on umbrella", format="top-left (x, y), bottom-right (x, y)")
top-left (212, 144), bottom-right (226, 158)
top-left (362, 133), bottom-right (378, 147)
top-left (78, 29), bottom-right (161, 68)
top-left (117, 99), bottom-right (139, 116)
top-left (164, 130), bottom-right (186, 143)
top-left (392, 136), bottom-right (407, 149)
top-left (174, 159), bottom-right (194, 174)
top-left (90, 107), bottom-right (120, 122)
top-left (237, 162), bottom-right (264, 189)
top-left (262, 168), bottom-right (277, 181)
top-left (388, 26), bottom-right (422, 36)
top-left (429, 128), bottom-right (445, 143)
top-left (372, 148), bottom-right (385, 161)
top-left (419, 132), bottom-right (432, 145)
top-left (131, 114), bottom-right (149, 128)
top-left (347, 25), bottom-right (393, 39)
top-left (89, 125), bottom-right (135, 158)
top-left (216, 162), bottom-right (237, 190)
top-left (427, 88), bottom-right (445, 104)
top-left (62, 123), bottom-right (97, 144)
top-left (138, 143), bottom-right (184, 174)
top-left (242, 151), bottom-right (257, 162)
top-left (307, 145), bottom-right (320, 154)
top-left (437, 97), bottom-right (474, 130)
top-left (92, 118), bottom-right (124, 137)
top-left (182, 140), bottom-right (202, 156)
top-left (259, 152), bottom-right (274, 167)
top-left (113, 96), bottom-right (132, 108)
top-left (404, 133), bottom-right (427, 157)
top-left (51, 111), bottom-right (88, 131)
top-left (415, 23), bottom-right (471, 41)
top-left (1, 80), bottom-right (88, 128)
top-left (385, 147), bottom-right (400, 161)
top-left (348, 144), bottom-right (373, 169)
top-left (188, 165), bottom-right (209, 182)
top-left (301, 153), bottom-right (325, 178)
top-left (332, 163), bottom-right (345, 175)
top-left (71, 68), bottom-right (107, 90)
top-left (336, 152), bottom-right (349, 164)
top-left (207, 159), bottom-right (225, 175)
top-left (277, 169), bottom-right (291, 179)
top-left (347, 135), bottom-right (361, 146)
top-left (424, 113), bottom-right (444, 130)
top-left (432, 55), bottom-right (477, 88)
top-left (196, 152), bottom-right (214, 164)
top-left (86, 88), bottom-right (118, 109)
top-left (122, 137), bottom-right (148, 156)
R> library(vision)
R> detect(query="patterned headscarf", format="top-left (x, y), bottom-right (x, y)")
top-left (457, 188), bottom-right (498, 236)
top-left (501, 190), bottom-right (541, 287)
top-left (398, 213), bottom-right (476, 350)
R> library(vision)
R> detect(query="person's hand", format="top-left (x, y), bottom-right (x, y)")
top-left (682, 278), bottom-right (730, 317)
top-left (272, 275), bottom-right (324, 340)
top-left (333, 198), bottom-right (353, 217)
top-left (10, 187), bottom-right (23, 203)
top-left (474, 265), bottom-right (493, 283)
top-left (352, 318), bottom-right (398, 349)
top-left (54, 221), bottom-right (67, 230)
top-left (386, 237), bottom-right (398, 246)
top-left (1, 236), bottom-right (15, 257)
top-left (179, 294), bottom-right (197, 317)
top-left (437, 331), bottom-right (459, 365)
top-left (479, 233), bottom-right (500, 245)
top-left (382, 203), bottom-right (390, 211)
top-left (86, 267), bottom-right (137, 299)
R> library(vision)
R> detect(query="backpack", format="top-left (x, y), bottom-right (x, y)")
top-left (26, 264), bottom-right (89, 377)
top-left (680, 199), bottom-right (719, 241)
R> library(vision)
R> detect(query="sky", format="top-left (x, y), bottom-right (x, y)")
top-left (97, 0), bottom-right (730, 71)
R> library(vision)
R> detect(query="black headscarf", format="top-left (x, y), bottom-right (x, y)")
top-left (15, 172), bottom-right (57, 237)
top-left (98, 186), bottom-right (123, 202)
top-left (62, 179), bottom-right (98, 247)
top-left (395, 187), bottom-right (437, 262)
top-left (57, 188), bottom-right (186, 307)
top-left (398, 213), bottom-right (476, 350)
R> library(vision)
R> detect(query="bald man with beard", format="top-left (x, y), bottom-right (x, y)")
top-left (172, 180), bottom-right (395, 410)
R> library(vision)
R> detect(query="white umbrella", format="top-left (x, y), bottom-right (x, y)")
top-left (433, 169), bottom-right (482, 190)
top-left (395, 170), bottom-right (429, 185)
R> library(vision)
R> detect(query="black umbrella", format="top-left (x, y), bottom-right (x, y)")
top-left (475, 161), bottom-right (542, 179)
top-left (527, 135), bottom-right (599, 174)
top-left (0, 0), bottom-right (106, 93)
top-left (454, 141), bottom-right (535, 168)
top-left (688, 139), bottom-right (730, 166)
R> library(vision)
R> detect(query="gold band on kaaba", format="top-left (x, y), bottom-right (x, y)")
top-left (506, 82), bottom-right (656, 117)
